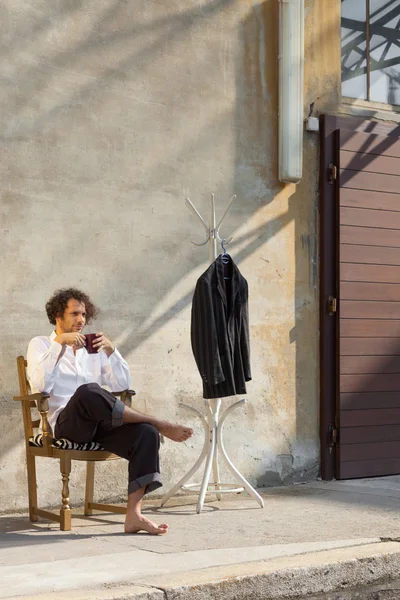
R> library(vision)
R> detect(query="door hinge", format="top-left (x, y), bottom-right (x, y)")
top-left (328, 295), bottom-right (337, 316)
top-left (328, 425), bottom-right (338, 454)
top-left (328, 163), bottom-right (337, 184)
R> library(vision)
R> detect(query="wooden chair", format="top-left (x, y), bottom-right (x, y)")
top-left (14, 356), bottom-right (135, 531)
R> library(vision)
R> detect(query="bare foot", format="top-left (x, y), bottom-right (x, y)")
top-left (159, 422), bottom-right (193, 442)
top-left (124, 514), bottom-right (169, 535)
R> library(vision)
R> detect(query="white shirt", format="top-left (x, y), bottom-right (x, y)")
top-left (27, 331), bottom-right (131, 432)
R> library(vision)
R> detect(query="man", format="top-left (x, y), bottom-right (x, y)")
top-left (27, 288), bottom-right (193, 535)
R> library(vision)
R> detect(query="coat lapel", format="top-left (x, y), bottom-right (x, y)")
top-left (216, 255), bottom-right (240, 313)
top-left (216, 255), bottom-right (227, 307)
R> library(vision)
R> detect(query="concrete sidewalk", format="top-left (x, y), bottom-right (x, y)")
top-left (2, 477), bottom-right (400, 600)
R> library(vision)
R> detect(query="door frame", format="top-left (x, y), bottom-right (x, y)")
top-left (319, 114), bottom-right (400, 480)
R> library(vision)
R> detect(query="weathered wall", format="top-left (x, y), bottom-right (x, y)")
top-left (0, 0), bottom-right (339, 512)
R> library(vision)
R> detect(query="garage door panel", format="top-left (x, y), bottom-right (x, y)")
top-left (341, 408), bottom-right (400, 427)
top-left (341, 391), bottom-right (400, 410)
top-left (340, 150), bottom-right (400, 176)
top-left (341, 282), bottom-right (400, 301)
top-left (340, 458), bottom-right (400, 479)
top-left (341, 337), bottom-right (400, 356)
top-left (340, 374), bottom-right (400, 393)
top-left (340, 207), bottom-right (400, 230)
top-left (340, 355), bottom-right (400, 374)
top-left (341, 301), bottom-right (400, 319)
top-left (340, 424), bottom-right (400, 444)
top-left (340, 225), bottom-right (400, 247)
top-left (339, 130), bottom-right (400, 158)
top-left (340, 320), bottom-right (400, 338)
top-left (341, 263), bottom-right (400, 284)
top-left (340, 441), bottom-right (400, 462)
top-left (340, 169), bottom-right (400, 194)
top-left (340, 244), bottom-right (400, 266)
top-left (340, 188), bottom-right (400, 212)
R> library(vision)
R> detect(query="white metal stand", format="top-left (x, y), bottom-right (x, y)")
top-left (161, 194), bottom-right (264, 513)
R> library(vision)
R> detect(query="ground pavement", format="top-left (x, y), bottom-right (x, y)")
top-left (2, 477), bottom-right (400, 599)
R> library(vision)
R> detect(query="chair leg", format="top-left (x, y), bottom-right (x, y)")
top-left (84, 462), bottom-right (95, 516)
top-left (59, 455), bottom-right (72, 531)
top-left (26, 454), bottom-right (38, 522)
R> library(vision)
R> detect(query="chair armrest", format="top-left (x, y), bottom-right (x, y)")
top-left (112, 389), bottom-right (136, 407)
top-left (14, 392), bottom-right (50, 403)
top-left (14, 392), bottom-right (53, 450)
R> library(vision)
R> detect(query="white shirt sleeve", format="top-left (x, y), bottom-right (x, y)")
top-left (100, 348), bottom-right (131, 391)
top-left (27, 336), bottom-right (64, 393)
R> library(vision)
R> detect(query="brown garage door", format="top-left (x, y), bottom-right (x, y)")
top-left (338, 128), bottom-right (400, 479)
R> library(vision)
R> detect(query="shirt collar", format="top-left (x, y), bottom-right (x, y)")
top-left (50, 331), bottom-right (57, 341)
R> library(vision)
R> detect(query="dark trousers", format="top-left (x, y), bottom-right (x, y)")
top-left (55, 383), bottom-right (162, 495)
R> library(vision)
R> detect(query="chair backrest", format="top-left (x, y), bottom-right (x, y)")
top-left (16, 356), bottom-right (40, 441)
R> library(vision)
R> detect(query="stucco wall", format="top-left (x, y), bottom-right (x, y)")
top-left (0, 0), bottom-right (339, 512)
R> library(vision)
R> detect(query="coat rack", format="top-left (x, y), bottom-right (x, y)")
top-left (161, 193), bottom-right (264, 513)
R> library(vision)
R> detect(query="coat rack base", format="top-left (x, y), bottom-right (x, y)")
top-left (160, 398), bottom-right (264, 514)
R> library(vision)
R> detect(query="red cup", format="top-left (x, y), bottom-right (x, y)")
top-left (84, 333), bottom-right (98, 354)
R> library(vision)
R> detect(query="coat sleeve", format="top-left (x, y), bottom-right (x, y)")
top-left (191, 278), bottom-right (225, 386)
top-left (240, 281), bottom-right (252, 382)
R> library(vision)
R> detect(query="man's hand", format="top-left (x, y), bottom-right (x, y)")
top-left (93, 333), bottom-right (115, 357)
top-left (55, 332), bottom-right (86, 350)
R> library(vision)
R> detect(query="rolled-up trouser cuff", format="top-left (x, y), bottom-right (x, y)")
top-left (112, 397), bottom-right (125, 427)
top-left (128, 473), bottom-right (163, 495)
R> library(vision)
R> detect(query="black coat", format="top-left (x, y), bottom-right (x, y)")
top-left (191, 255), bottom-right (251, 399)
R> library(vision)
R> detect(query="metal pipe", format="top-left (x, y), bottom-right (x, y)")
top-left (278, 0), bottom-right (304, 183)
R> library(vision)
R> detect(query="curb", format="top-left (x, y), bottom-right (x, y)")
top-left (3, 587), bottom-right (164, 600)
top-left (9, 542), bottom-right (400, 600)
top-left (139, 541), bottom-right (400, 600)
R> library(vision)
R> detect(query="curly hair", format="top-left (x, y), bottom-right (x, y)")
top-left (45, 288), bottom-right (99, 326)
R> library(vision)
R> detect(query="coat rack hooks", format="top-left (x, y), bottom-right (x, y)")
top-left (185, 193), bottom-right (235, 264)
